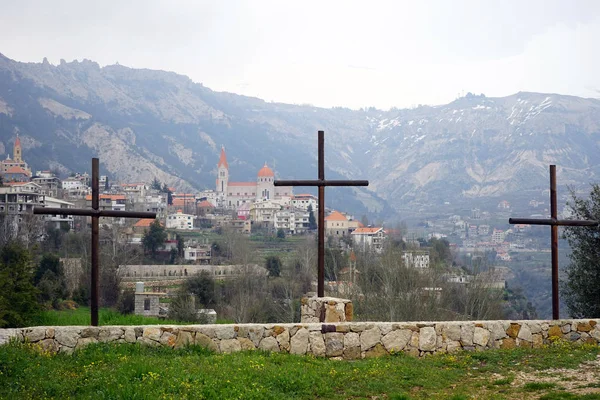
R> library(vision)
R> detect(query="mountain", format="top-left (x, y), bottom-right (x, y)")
top-left (1, 53), bottom-right (600, 219)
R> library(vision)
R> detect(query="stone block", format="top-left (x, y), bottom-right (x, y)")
top-left (419, 327), bottom-right (436, 352)
top-left (124, 328), bottom-right (136, 343)
top-left (443, 324), bottom-right (461, 341)
top-left (142, 327), bottom-right (162, 342)
top-left (473, 327), bottom-right (490, 347)
top-left (276, 328), bottom-right (290, 352)
top-left (24, 327), bottom-right (46, 343)
top-left (220, 339), bottom-right (241, 354)
top-left (215, 326), bottom-right (236, 340)
top-left (174, 331), bottom-right (193, 349)
top-left (324, 332), bottom-right (344, 357)
top-left (81, 327), bottom-right (99, 339)
top-left (75, 337), bottom-right (97, 350)
top-left (290, 328), bottom-right (309, 355)
top-left (55, 328), bottom-right (80, 348)
top-left (239, 337), bottom-right (256, 351)
top-left (45, 328), bottom-right (55, 339)
top-left (577, 322), bottom-right (592, 332)
top-left (99, 327), bottom-right (123, 343)
top-left (548, 325), bottom-right (563, 338)
top-left (517, 324), bottom-right (532, 342)
top-left (506, 323), bottom-right (520, 338)
top-left (38, 339), bottom-right (59, 353)
top-left (309, 332), bottom-right (326, 356)
top-left (360, 327), bottom-right (381, 351)
top-left (259, 336), bottom-right (280, 352)
top-left (159, 331), bottom-right (177, 347)
top-left (248, 327), bottom-right (265, 346)
top-left (460, 324), bottom-right (474, 346)
top-left (195, 333), bottom-right (218, 352)
top-left (382, 329), bottom-right (411, 352)
top-left (364, 343), bottom-right (388, 358)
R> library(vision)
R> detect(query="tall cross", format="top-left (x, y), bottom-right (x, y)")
top-left (34, 158), bottom-right (156, 326)
top-left (509, 165), bottom-right (598, 319)
top-left (275, 130), bottom-right (368, 298)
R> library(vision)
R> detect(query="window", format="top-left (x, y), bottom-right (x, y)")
top-left (144, 299), bottom-right (150, 311)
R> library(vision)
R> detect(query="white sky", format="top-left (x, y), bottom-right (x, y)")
top-left (1, 0), bottom-right (599, 109)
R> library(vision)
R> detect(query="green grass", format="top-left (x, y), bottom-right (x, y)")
top-left (32, 307), bottom-right (198, 326)
top-left (1, 341), bottom-right (599, 399)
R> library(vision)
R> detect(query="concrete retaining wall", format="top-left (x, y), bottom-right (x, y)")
top-left (1, 319), bottom-right (598, 358)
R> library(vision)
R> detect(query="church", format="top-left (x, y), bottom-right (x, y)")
top-left (215, 147), bottom-right (293, 209)
top-left (0, 135), bottom-right (32, 182)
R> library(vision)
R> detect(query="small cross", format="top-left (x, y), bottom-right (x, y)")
top-left (34, 158), bottom-right (156, 326)
top-left (509, 165), bottom-right (598, 319)
top-left (275, 130), bottom-right (368, 298)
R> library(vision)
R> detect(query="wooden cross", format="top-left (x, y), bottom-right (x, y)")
top-left (33, 158), bottom-right (156, 326)
top-left (509, 165), bottom-right (598, 319)
top-left (275, 130), bottom-right (368, 297)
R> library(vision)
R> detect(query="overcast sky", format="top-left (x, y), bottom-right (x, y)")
top-left (1, 0), bottom-right (599, 109)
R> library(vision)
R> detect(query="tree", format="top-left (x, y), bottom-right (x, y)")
top-left (562, 185), bottom-right (600, 317)
top-left (35, 254), bottom-right (67, 306)
top-left (177, 234), bottom-right (185, 258)
top-left (185, 271), bottom-right (216, 307)
top-left (265, 255), bottom-right (282, 277)
top-left (307, 204), bottom-right (317, 230)
top-left (142, 220), bottom-right (167, 259)
top-left (276, 228), bottom-right (286, 239)
top-left (161, 183), bottom-right (173, 205)
top-left (151, 177), bottom-right (162, 191)
top-left (0, 242), bottom-right (40, 327)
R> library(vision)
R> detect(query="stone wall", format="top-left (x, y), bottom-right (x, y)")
top-left (300, 296), bottom-right (353, 323)
top-left (1, 319), bottom-right (599, 358)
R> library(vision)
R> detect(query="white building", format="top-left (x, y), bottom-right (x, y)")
top-left (41, 197), bottom-right (75, 230)
top-left (274, 209), bottom-right (296, 234)
top-left (402, 251), bottom-right (430, 268)
top-left (292, 194), bottom-right (318, 212)
top-left (250, 199), bottom-right (281, 224)
top-left (351, 227), bottom-right (385, 252)
top-left (166, 210), bottom-right (195, 230)
top-left (491, 229), bottom-right (505, 244)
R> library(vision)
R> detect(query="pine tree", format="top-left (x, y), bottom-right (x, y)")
top-left (562, 184), bottom-right (600, 317)
top-left (307, 204), bottom-right (317, 230)
top-left (142, 220), bottom-right (167, 259)
top-left (0, 242), bottom-right (40, 327)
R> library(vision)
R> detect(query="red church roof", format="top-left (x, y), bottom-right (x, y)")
top-left (218, 147), bottom-right (228, 169)
top-left (257, 164), bottom-right (274, 177)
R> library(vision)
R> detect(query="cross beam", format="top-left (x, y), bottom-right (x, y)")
top-left (509, 165), bottom-right (598, 319)
top-left (275, 130), bottom-right (368, 298)
top-left (34, 158), bottom-right (156, 326)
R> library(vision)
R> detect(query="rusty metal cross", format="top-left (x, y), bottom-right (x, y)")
top-left (275, 130), bottom-right (368, 297)
top-left (509, 165), bottom-right (598, 319)
top-left (34, 158), bottom-right (156, 326)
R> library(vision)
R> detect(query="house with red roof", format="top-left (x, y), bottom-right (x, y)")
top-left (325, 210), bottom-right (349, 237)
top-left (351, 227), bottom-right (386, 252)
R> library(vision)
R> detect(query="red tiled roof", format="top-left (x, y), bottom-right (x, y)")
top-left (325, 211), bottom-right (347, 221)
top-left (85, 194), bottom-right (126, 201)
top-left (352, 227), bottom-right (383, 234)
top-left (197, 200), bottom-right (214, 208)
top-left (133, 219), bottom-right (159, 228)
top-left (257, 164), bottom-right (274, 177)
top-left (228, 182), bottom-right (256, 187)
top-left (218, 147), bottom-right (228, 169)
top-left (5, 166), bottom-right (28, 174)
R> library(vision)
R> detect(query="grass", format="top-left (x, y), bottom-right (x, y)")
top-left (32, 307), bottom-right (202, 326)
top-left (0, 341), bottom-right (599, 399)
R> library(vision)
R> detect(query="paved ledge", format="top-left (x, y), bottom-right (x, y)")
top-left (1, 319), bottom-right (598, 358)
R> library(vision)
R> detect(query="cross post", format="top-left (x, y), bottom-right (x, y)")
top-left (275, 130), bottom-right (368, 298)
top-left (34, 158), bottom-right (157, 326)
top-left (509, 165), bottom-right (598, 319)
